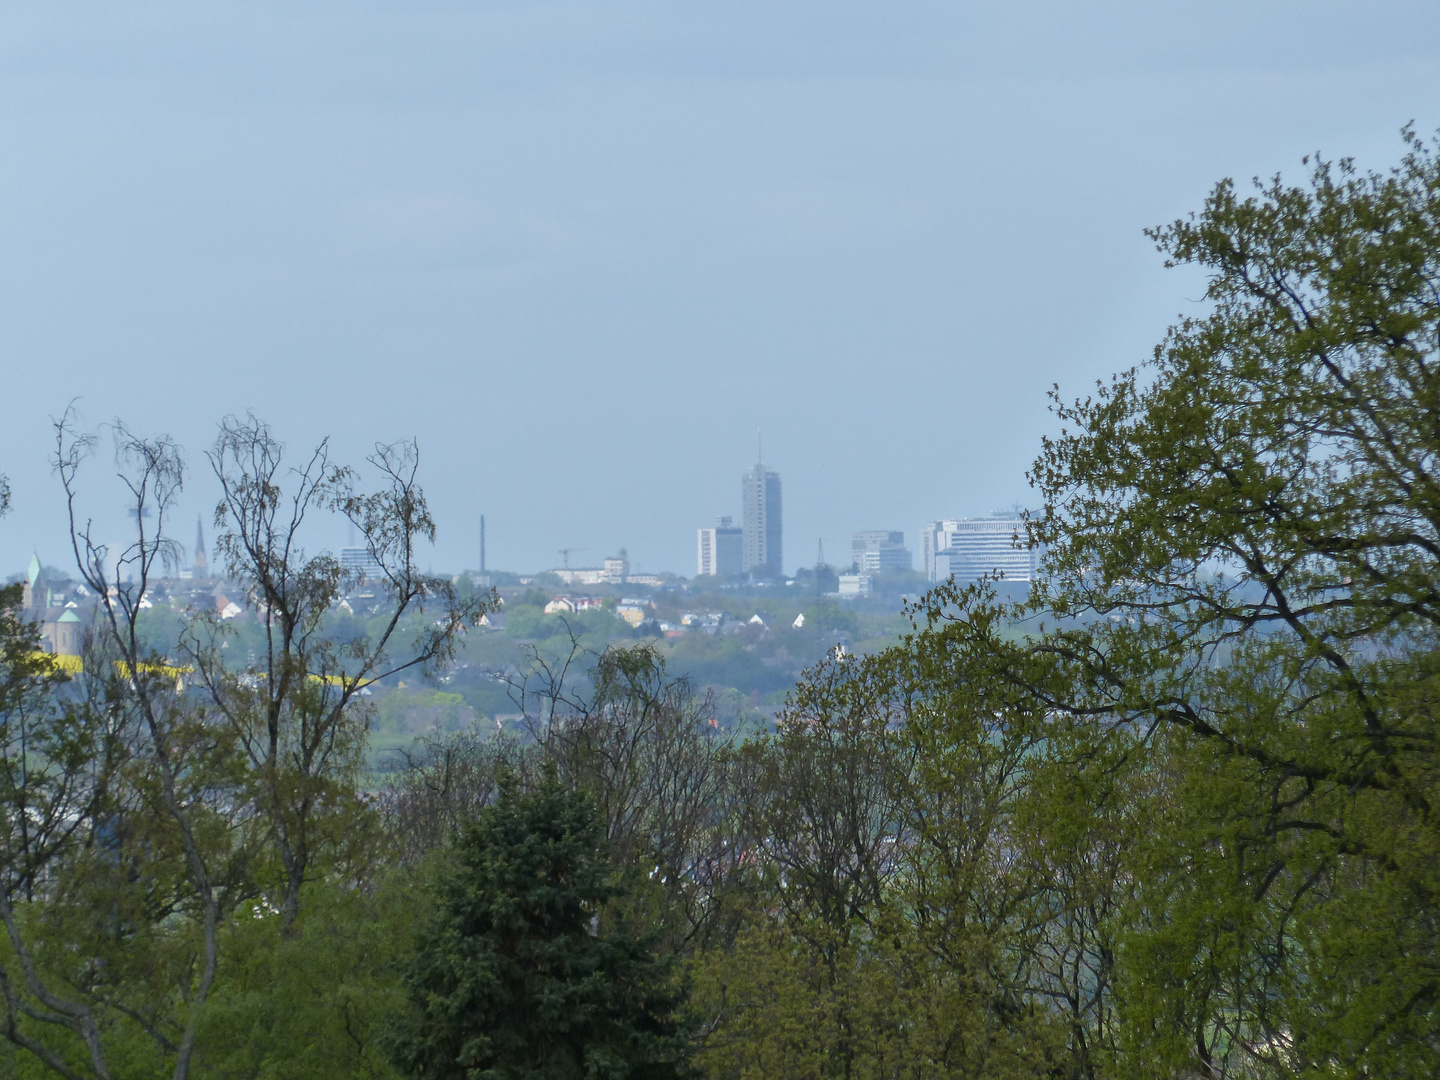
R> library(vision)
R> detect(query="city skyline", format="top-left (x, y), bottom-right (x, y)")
top-left (0, 416), bottom-right (1028, 585)
top-left (8, 506), bottom-right (1029, 584)
top-left (3, 5), bottom-right (1432, 577)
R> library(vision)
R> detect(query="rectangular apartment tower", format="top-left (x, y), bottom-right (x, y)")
top-left (742, 462), bottom-right (782, 577)
top-left (697, 516), bottom-right (744, 577)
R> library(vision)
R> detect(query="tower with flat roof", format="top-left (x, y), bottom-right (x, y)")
top-left (742, 461), bottom-right (782, 577)
top-left (920, 516), bottom-right (1034, 584)
top-left (697, 516), bottom-right (743, 577)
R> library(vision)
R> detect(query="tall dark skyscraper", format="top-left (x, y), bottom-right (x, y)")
top-left (742, 459), bottom-right (782, 577)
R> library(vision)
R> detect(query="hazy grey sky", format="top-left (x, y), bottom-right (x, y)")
top-left (3, 1), bottom-right (1438, 575)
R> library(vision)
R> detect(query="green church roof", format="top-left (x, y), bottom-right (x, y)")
top-left (27, 553), bottom-right (42, 586)
top-left (57, 610), bottom-right (80, 623)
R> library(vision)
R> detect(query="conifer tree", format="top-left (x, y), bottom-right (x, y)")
top-left (387, 776), bottom-right (691, 1080)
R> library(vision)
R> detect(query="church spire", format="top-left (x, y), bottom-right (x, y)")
top-left (22, 553), bottom-right (44, 609)
top-left (194, 516), bottom-right (208, 575)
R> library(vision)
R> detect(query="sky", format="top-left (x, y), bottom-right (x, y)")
top-left (2, 1), bottom-right (1439, 577)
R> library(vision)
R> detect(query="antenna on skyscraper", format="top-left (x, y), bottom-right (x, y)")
top-left (479, 514), bottom-right (486, 573)
top-left (757, 422), bottom-right (763, 465)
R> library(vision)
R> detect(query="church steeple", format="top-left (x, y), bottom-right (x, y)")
top-left (22, 553), bottom-right (45, 609)
top-left (194, 516), bottom-right (208, 576)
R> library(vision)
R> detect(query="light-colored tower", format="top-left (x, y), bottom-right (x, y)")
top-left (742, 459), bottom-right (782, 577)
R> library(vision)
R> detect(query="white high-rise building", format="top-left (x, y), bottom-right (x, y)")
top-left (697, 517), bottom-right (744, 577)
top-left (920, 516), bottom-right (1035, 584)
top-left (340, 546), bottom-right (386, 583)
top-left (742, 462), bottom-right (782, 576)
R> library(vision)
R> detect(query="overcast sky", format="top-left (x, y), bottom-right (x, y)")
top-left (3, 1), bottom-right (1438, 577)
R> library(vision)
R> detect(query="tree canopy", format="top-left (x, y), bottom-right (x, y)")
top-left (386, 777), bottom-right (691, 1080)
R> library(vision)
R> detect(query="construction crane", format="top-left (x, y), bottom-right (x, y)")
top-left (558, 547), bottom-right (586, 569)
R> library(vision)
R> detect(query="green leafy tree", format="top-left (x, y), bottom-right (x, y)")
top-left (695, 633), bottom-right (1070, 1080)
top-left (387, 777), bottom-right (691, 1080)
top-left (732, 127), bottom-right (1440, 1078)
top-left (889, 128), bottom-right (1440, 1077)
top-left (1023, 129), bottom-right (1440, 1077)
top-left (192, 878), bottom-right (409, 1080)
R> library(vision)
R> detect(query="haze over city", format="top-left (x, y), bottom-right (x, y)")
top-left (6, 3), bottom-right (1440, 1078)
top-left (2, 1), bottom-right (1438, 574)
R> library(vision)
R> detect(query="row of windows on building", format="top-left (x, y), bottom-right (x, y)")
top-left (920, 517), bottom-right (1036, 584)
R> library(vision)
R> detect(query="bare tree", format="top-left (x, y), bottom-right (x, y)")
top-left (742, 649), bottom-right (911, 937)
top-left (383, 632), bottom-right (744, 950)
top-left (377, 726), bottom-right (531, 865)
top-left (41, 412), bottom-right (256, 1080)
top-left (511, 635), bottom-right (744, 950)
top-left (184, 415), bottom-right (493, 931)
top-left (0, 411), bottom-right (488, 1080)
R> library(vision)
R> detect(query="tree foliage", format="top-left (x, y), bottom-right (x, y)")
top-left (1014, 127), bottom-right (1440, 1076)
top-left (386, 777), bottom-right (691, 1080)
top-left (0, 414), bottom-right (486, 1080)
